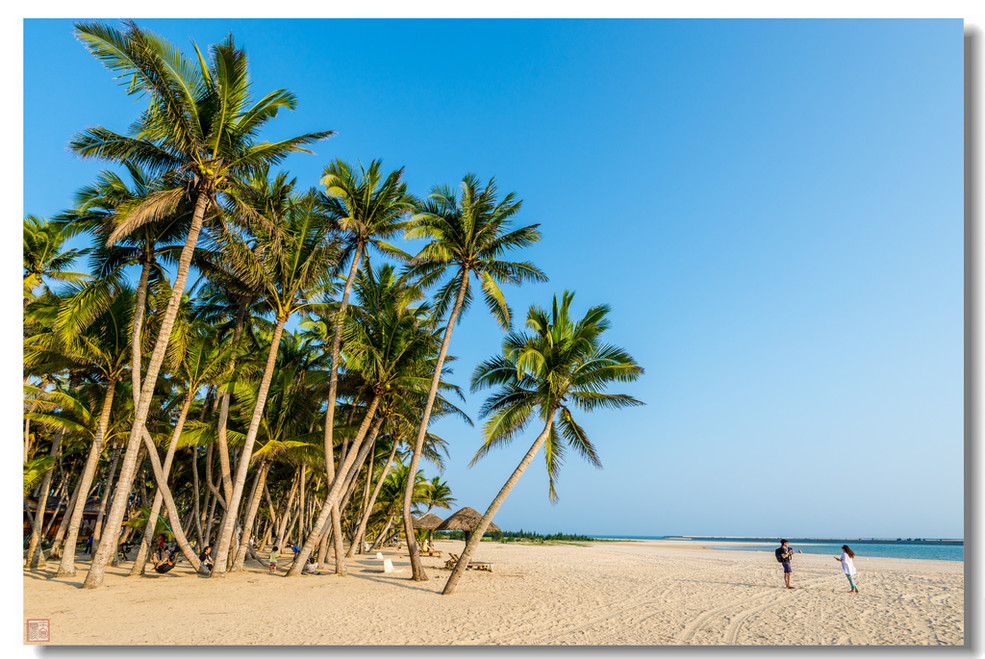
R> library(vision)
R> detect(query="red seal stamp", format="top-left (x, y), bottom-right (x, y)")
top-left (26, 619), bottom-right (49, 643)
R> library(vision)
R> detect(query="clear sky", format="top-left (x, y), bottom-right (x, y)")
top-left (22, 18), bottom-right (964, 539)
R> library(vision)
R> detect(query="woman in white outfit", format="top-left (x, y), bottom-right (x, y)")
top-left (834, 544), bottom-right (859, 593)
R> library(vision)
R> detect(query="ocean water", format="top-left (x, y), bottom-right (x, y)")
top-left (592, 536), bottom-right (964, 561)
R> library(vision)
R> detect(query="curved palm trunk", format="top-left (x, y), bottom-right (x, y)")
top-left (83, 193), bottom-right (208, 589)
top-left (128, 389), bottom-right (195, 575)
top-left (403, 268), bottom-right (470, 580)
top-left (56, 378), bottom-right (117, 577)
top-left (286, 394), bottom-right (380, 576)
top-left (26, 429), bottom-right (63, 569)
top-left (348, 438), bottom-right (398, 558)
top-left (211, 315), bottom-right (288, 577)
top-left (232, 460), bottom-right (271, 570)
top-left (135, 426), bottom-right (201, 571)
top-left (442, 414), bottom-right (556, 595)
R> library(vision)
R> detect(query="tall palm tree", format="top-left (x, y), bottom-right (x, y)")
top-left (442, 292), bottom-right (644, 595)
top-left (210, 192), bottom-right (338, 576)
top-left (315, 159), bottom-right (415, 538)
top-left (286, 262), bottom-right (439, 576)
top-left (72, 20), bottom-right (333, 588)
top-left (400, 174), bottom-right (546, 580)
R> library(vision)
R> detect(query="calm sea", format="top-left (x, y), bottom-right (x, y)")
top-left (591, 536), bottom-right (964, 561)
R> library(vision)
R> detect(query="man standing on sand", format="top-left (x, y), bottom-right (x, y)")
top-left (775, 539), bottom-right (795, 588)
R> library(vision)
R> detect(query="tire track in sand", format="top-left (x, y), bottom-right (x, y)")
top-left (678, 577), bottom-right (828, 644)
top-left (493, 579), bottom-right (678, 644)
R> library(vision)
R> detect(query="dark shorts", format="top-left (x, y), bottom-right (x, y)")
top-left (782, 561), bottom-right (792, 573)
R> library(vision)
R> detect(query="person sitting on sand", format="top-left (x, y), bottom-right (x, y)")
top-left (199, 545), bottom-right (214, 572)
top-left (775, 539), bottom-right (795, 589)
top-left (302, 557), bottom-right (321, 575)
top-left (154, 549), bottom-right (178, 574)
top-left (834, 544), bottom-right (859, 593)
top-left (269, 546), bottom-right (279, 574)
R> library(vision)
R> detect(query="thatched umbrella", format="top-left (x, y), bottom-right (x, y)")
top-left (412, 513), bottom-right (444, 548)
top-left (435, 507), bottom-right (501, 546)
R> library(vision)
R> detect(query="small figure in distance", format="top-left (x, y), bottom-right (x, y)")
top-left (835, 544), bottom-right (859, 593)
top-left (154, 548), bottom-right (178, 574)
top-left (199, 545), bottom-right (214, 573)
top-left (302, 556), bottom-right (321, 575)
top-left (269, 545), bottom-right (279, 574)
top-left (775, 539), bottom-right (795, 589)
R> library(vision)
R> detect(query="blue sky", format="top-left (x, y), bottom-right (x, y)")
top-left (21, 18), bottom-right (964, 539)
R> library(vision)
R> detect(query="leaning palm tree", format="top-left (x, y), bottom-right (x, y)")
top-left (442, 291), bottom-right (644, 595)
top-left (72, 19), bottom-right (333, 588)
top-left (400, 174), bottom-right (546, 580)
top-left (209, 192), bottom-right (338, 577)
top-left (286, 263), bottom-right (440, 576)
top-left (315, 159), bottom-right (415, 542)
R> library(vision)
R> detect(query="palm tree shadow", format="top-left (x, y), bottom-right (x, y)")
top-left (347, 571), bottom-right (443, 594)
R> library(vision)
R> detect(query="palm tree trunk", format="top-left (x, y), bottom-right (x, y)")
top-left (348, 437), bottom-right (398, 557)
top-left (404, 268), bottom-right (470, 580)
top-left (232, 460), bottom-right (271, 570)
top-left (56, 378), bottom-right (117, 577)
top-left (442, 414), bottom-right (556, 595)
top-left (48, 473), bottom-right (83, 559)
top-left (274, 471), bottom-right (300, 550)
top-left (136, 426), bottom-right (201, 571)
top-left (83, 195), bottom-right (209, 588)
top-left (286, 394), bottom-right (380, 576)
top-left (191, 446), bottom-right (204, 546)
top-left (26, 428), bottom-right (63, 569)
top-left (323, 422), bottom-right (347, 575)
top-left (211, 315), bottom-right (289, 577)
top-left (128, 389), bottom-right (195, 575)
top-left (92, 441), bottom-right (122, 548)
top-left (215, 302), bottom-right (248, 505)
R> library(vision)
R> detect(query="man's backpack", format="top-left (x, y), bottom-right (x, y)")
top-left (775, 548), bottom-right (787, 563)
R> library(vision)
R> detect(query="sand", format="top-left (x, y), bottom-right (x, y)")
top-left (22, 539), bottom-right (963, 646)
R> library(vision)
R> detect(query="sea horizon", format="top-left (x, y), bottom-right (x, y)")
top-left (588, 535), bottom-right (964, 561)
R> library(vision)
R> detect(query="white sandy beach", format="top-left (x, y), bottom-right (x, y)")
top-left (22, 539), bottom-right (963, 646)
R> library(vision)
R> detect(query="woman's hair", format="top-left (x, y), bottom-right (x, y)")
top-left (842, 545), bottom-right (855, 558)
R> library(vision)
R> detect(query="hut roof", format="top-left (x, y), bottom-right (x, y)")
top-left (435, 507), bottom-right (500, 533)
top-left (412, 513), bottom-right (444, 530)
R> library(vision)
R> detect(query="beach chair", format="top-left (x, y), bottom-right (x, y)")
top-left (444, 553), bottom-right (460, 569)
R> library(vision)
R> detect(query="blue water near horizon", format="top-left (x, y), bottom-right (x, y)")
top-left (591, 536), bottom-right (963, 561)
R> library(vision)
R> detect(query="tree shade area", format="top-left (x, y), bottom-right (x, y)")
top-left (22, 19), bottom-right (643, 594)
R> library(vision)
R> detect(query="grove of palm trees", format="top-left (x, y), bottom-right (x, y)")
top-left (23, 19), bottom-right (643, 598)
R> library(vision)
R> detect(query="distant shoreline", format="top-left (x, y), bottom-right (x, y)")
top-left (592, 536), bottom-right (964, 545)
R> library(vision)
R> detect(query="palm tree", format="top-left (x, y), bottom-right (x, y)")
top-left (128, 323), bottom-right (238, 575)
top-left (25, 285), bottom-right (132, 577)
top-left (442, 291), bottom-right (644, 595)
top-left (286, 262), bottom-right (439, 576)
top-left (400, 174), bottom-right (546, 580)
top-left (23, 215), bottom-right (90, 307)
top-left (210, 192), bottom-right (338, 576)
top-left (72, 20), bottom-right (333, 588)
top-left (315, 159), bottom-right (415, 544)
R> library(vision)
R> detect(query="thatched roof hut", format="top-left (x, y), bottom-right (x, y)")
top-left (412, 513), bottom-right (444, 530)
top-left (436, 507), bottom-right (500, 545)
